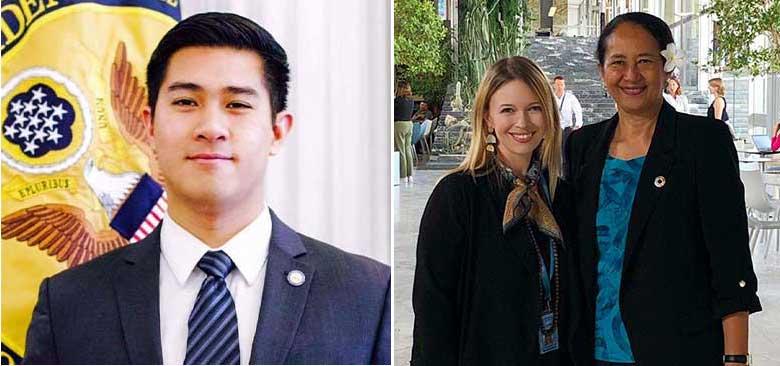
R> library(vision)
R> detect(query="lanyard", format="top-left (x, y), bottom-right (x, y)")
top-left (533, 173), bottom-right (556, 306)
top-left (525, 218), bottom-right (556, 308)
top-left (538, 237), bottom-right (555, 306)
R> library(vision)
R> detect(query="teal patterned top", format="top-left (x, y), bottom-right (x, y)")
top-left (594, 155), bottom-right (646, 362)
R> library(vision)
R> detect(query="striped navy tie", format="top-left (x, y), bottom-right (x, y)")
top-left (184, 251), bottom-right (240, 365)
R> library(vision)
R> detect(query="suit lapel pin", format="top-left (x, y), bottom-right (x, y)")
top-left (287, 270), bottom-right (306, 287)
top-left (654, 176), bottom-right (666, 188)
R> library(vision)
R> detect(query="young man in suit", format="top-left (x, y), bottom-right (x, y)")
top-left (22, 12), bottom-right (390, 365)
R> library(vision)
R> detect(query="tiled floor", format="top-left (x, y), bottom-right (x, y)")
top-left (394, 169), bottom-right (780, 365)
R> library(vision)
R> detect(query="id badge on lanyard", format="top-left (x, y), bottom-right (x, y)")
top-left (539, 310), bottom-right (560, 354)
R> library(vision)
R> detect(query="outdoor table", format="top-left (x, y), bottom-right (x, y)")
top-left (739, 156), bottom-right (773, 171)
top-left (737, 149), bottom-right (780, 157)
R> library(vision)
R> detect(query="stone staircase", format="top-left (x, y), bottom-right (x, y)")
top-left (525, 36), bottom-right (616, 125)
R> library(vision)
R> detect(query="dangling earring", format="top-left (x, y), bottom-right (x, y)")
top-left (486, 127), bottom-right (497, 152)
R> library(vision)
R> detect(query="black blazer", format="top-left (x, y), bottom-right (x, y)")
top-left (564, 101), bottom-right (761, 365)
top-left (22, 211), bottom-right (390, 365)
top-left (411, 171), bottom-right (575, 366)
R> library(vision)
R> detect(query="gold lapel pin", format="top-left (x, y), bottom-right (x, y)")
top-left (654, 176), bottom-right (666, 188)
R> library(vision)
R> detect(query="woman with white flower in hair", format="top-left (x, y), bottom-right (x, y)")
top-left (563, 12), bottom-right (761, 366)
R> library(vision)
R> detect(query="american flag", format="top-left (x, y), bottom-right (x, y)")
top-left (110, 173), bottom-right (166, 242)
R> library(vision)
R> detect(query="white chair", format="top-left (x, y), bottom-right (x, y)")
top-left (411, 122), bottom-right (423, 165)
top-left (740, 169), bottom-right (780, 256)
top-left (420, 119), bottom-right (434, 155)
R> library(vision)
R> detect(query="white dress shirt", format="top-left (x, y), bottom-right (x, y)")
top-left (663, 92), bottom-right (689, 113)
top-left (555, 90), bottom-right (583, 129)
top-left (159, 207), bottom-right (272, 365)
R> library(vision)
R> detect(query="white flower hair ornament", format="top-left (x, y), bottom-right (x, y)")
top-left (660, 43), bottom-right (685, 72)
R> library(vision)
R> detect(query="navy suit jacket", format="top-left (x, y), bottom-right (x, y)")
top-left (22, 211), bottom-right (390, 365)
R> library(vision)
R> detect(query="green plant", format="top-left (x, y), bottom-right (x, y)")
top-left (458, 0), bottom-right (532, 106)
top-left (705, 0), bottom-right (780, 76)
top-left (408, 29), bottom-right (456, 112)
top-left (394, 0), bottom-right (448, 76)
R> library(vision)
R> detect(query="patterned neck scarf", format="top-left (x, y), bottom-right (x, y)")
top-left (496, 154), bottom-right (562, 241)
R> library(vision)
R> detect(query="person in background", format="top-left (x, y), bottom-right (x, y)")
top-left (771, 121), bottom-right (780, 151)
top-left (412, 56), bottom-right (575, 366)
top-left (553, 75), bottom-right (583, 174)
top-left (662, 76), bottom-right (688, 113)
top-left (413, 101), bottom-right (433, 122)
top-left (565, 12), bottom-right (760, 366)
top-left (413, 101), bottom-right (435, 155)
top-left (395, 81), bottom-right (415, 183)
top-left (552, 75), bottom-right (583, 143)
top-left (708, 77), bottom-right (730, 122)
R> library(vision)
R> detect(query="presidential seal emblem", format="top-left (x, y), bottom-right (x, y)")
top-left (1, 68), bottom-right (92, 174)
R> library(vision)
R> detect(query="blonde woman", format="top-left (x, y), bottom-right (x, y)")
top-left (708, 77), bottom-right (730, 122)
top-left (412, 56), bottom-right (573, 365)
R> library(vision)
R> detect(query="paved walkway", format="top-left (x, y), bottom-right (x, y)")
top-left (394, 169), bottom-right (780, 365)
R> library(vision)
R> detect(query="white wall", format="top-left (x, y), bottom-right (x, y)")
top-left (181, 1), bottom-right (392, 264)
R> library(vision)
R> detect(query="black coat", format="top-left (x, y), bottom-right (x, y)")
top-left (564, 101), bottom-right (761, 365)
top-left (411, 170), bottom-right (575, 366)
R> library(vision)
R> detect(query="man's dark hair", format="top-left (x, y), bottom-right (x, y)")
top-left (596, 12), bottom-right (674, 65)
top-left (553, 75), bottom-right (565, 81)
top-left (146, 12), bottom-right (290, 116)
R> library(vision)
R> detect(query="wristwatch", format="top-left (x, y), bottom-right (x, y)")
top-left (723, 354), bottom-right (751, 365)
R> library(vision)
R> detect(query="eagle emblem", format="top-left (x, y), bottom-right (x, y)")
top-left (110, 41), bottom-right (164, 184)
top-left (2, 41), bottom-right (165, 267)
top-left (2, 204), bottom-right (127, 268)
